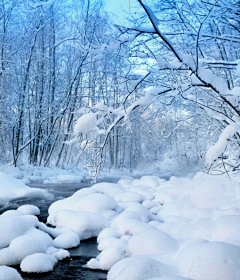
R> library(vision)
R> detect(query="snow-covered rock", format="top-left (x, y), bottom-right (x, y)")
top-left (0, 266), bottom-right (23, 280)
top-left (54, 231), bottom-right (80, 249)
top-left (175, 240), bottom-right (240, 280)
top-left (53, 209), bottom-right (108, 239)
top-left (20, 253), bottom-right (57, 273)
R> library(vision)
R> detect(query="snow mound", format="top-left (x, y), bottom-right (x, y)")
top-left (91, 182), bottom-right (124, 197)
top-left (107, 256), bottom-right (177, 280)
top-left (54, 231), bottom-right (80, 249)
top-left (128, 229), bottom-right (178, 256)
top-left (97, 228), bottom-right (121, 243)
top-left (176, 241), bottom-right (240, 280)
top-left (53, 209), bottom-right (108, 239)
top-left (43, 172), bottom-right (240, 279)
top-left (0, 206), bottom-right (72, 274)
top-left (45, 174), bottom-right (83, 184)
top-left (0, 266), bottom-right (23, 280)
top-left (48, 192), bottom-right (119, 225)
top-left (212, 215), bottom-right (240, 245)
top-left (0, 171), bottom-right (53, 202)
top-left (190, 173), bottom-right (234, 208)
top-left (0, 215), bottom-right (38, 249)
top-left (17, 205), bottom-right (40, 216)
top-left (114, 191), bottom-right (144, 203)
top-left (0, 235), bottom-right (47, 265)
top-left (20, 253), bottom-right (57, 273)
top-left (46, 247), bottom-right (70, 260)
top-left (88, 238), bottom-right (129, 270)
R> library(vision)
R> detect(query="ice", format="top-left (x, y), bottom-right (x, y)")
top-left (20, 253), bottom-right (58, 273)
top-left (0, 171), bottom-right (53, 202)
top-left (0, 266), bottom-right (23, 280)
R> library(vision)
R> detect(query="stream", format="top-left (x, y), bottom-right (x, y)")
top-left (0, 179), bottom-right (110, 280)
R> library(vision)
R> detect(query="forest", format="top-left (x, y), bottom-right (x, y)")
top-left (0, 0), bottom-right (239, 177)
top-left (0, 0), bottom-right (240, 279)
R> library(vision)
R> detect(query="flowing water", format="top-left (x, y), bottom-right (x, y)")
top-left (0, 179), bottom-right (110, 280)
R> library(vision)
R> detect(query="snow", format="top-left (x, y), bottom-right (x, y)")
top-left (45, 247), bottom-right (70, 260)
top-left (114, 191), bottom-right (144, 203)
top-left (0, 235), bottom-right (48, 265)
top-left (107, 256), bottom-right (177, 280)
top-left (17, 205), bottom-right (40, 216)
top-left (48, 192), bottom-right (119, 225)
top-left (0, 165), bottom-right (86, 186)
top-left (45, 174), bottom-right (83, 184)
top-left (20, 253), bottom-right (57, 273)
top-left (175, 241), bottom-right (240, 280)
top-left (2, 171), bottom-right (240, 278)
top-left (0, 171), bottom-right (53, 202)
top-left (0, 205), bottom-right (72, 275)
top-left (0, 266), bottom-right (23, 280)
top-left (53, 209), bottom-right (108, 239)
top-left (0, 215), bottom-right (38, 249)
top-left (236, 63), bottom-right (240, 76)
top-left (73, 112), bottom-right (97, 137)
top-left (54, 231), bottom-right (80, 249)
top-left (206, 123), bottom-right (240, 165)
top-left (128, 229), bottom-right (178, 256)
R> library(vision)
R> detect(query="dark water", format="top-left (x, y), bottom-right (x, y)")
top-left (0, 179), bottom-right (109, 280)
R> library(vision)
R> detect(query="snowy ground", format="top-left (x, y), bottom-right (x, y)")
top-left (0, 165), bottom-right (86, 186)
top-left (1, 169), bottom-right (240, 279)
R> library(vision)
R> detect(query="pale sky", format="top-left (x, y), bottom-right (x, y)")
top-left (104, 0), bottom-right (136, 24)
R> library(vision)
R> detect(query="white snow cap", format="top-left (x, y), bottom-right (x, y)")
top-left (0, 266), bottom-right (23, 280)
top-left (0, 171), bottom-right (53, 201)
top-left (20, 253), bottom-right (57, 273)
top-left (73, 112), bottom-right (97, 137)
